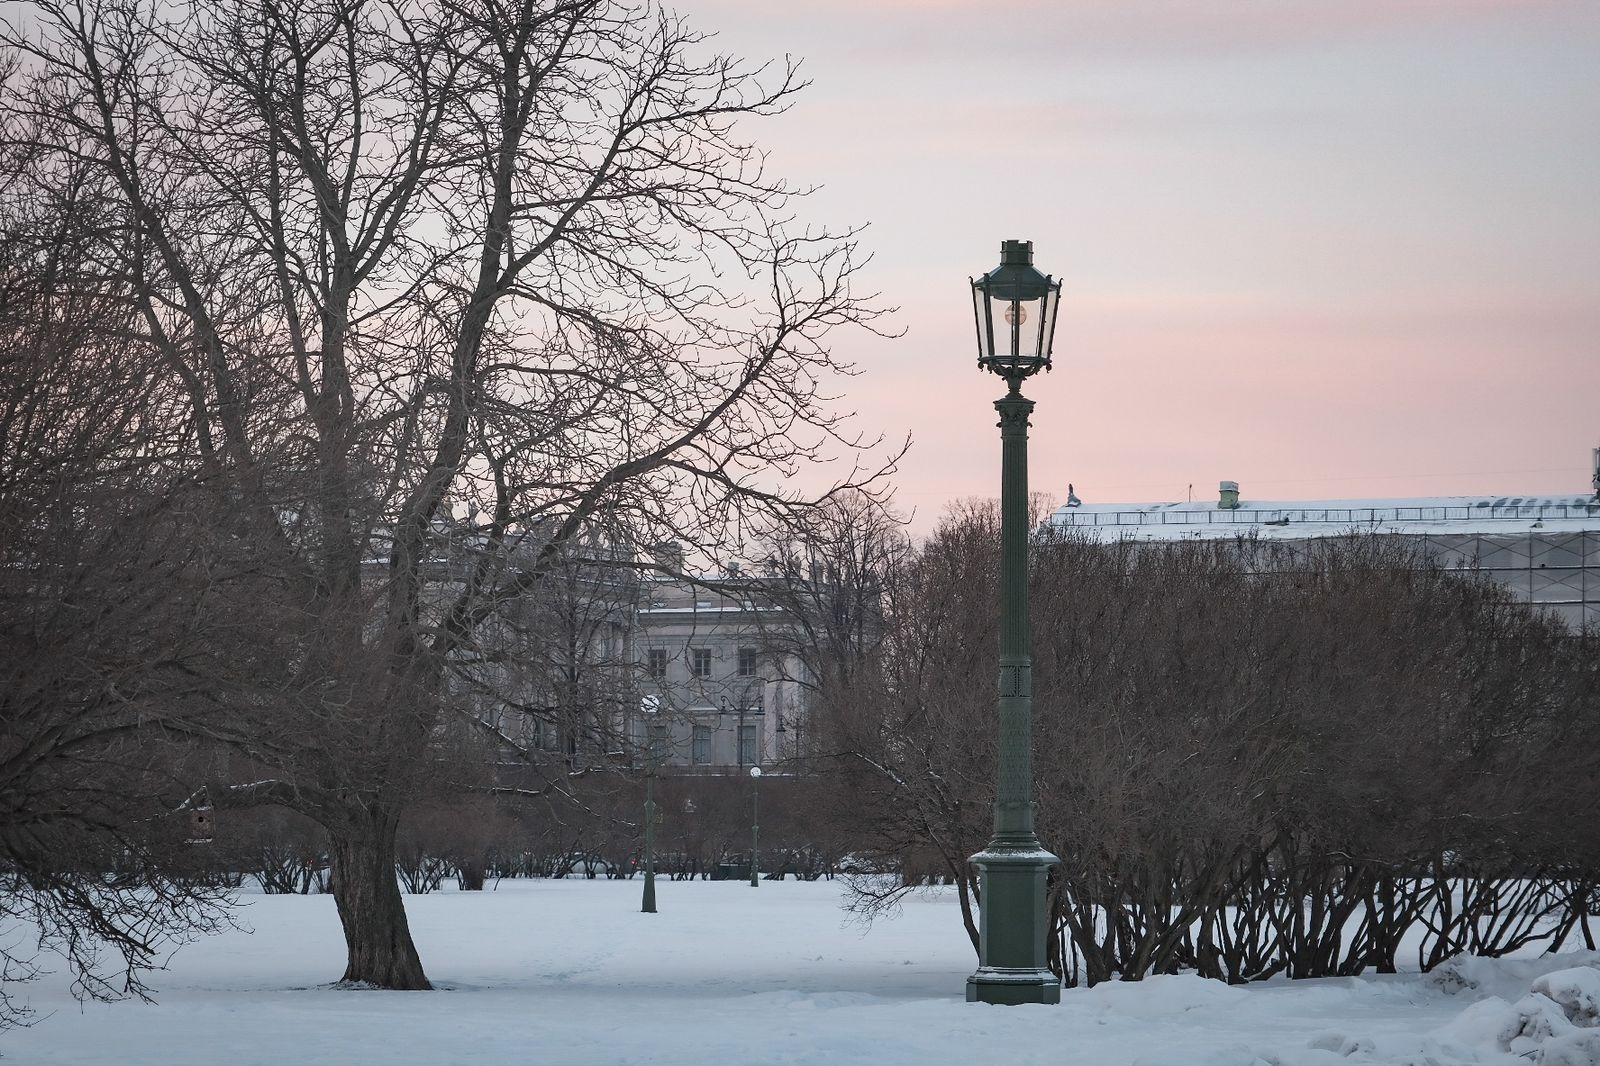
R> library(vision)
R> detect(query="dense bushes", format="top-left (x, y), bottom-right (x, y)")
top-left (819, 503), bottom-right (1600, 985)
top-left (211, 774), bottom-right (851, 893)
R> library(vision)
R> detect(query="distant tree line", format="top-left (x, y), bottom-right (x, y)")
top-left (189, 496), bottom-right (1598, 991)
top-left (212, 773), bottom-right (856, 896)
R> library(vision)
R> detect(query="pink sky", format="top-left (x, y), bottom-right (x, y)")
top-left (679, 0), bottom-right (1600, 531)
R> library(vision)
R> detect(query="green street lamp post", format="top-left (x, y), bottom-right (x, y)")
top-left (965, 239), bottom-right (1063, 1006)
top-left (642, 765), bottom-right (658, 913)
top-left (748, 765), bottom-right (762, 887)
top-left (642, 696), bottom-right (660, 914)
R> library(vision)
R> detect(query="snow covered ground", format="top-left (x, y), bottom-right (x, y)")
top-left (7, 878), bottom-right (1598, 1065)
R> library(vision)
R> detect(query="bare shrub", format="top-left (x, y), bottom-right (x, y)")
top-left (824, 502), bottom-right (1599, 986)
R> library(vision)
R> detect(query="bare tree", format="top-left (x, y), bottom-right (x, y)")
top-left (0, 149), bottom-right (238, 1026)
top-left (2, 0), bottom-right (896, 989)
top-left (754, 489), bottom-right (909, 714)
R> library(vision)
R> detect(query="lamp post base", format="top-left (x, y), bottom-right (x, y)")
top-left (967, 844), bottom-right (1060, 1005)
top-left (966, 967), bottom-right (1062, 1005)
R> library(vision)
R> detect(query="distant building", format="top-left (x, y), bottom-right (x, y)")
top-left (1048, 481), bottom-right (1600, 631)
top-left (633, 575), bottom-right (811, 774)
top-left (411, 526), bottom-right (825, 773)
top-left (452, 536), bottom-right (642, 763)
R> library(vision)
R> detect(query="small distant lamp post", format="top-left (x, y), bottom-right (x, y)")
top-left (641, 696), bottom-right (660, 914)
top-left (642, 769), bottom-right (658, 914)
top-left (965, 239), bottom-right (1062, 1005)
top-left (748, 765), bottom-right (762, 888)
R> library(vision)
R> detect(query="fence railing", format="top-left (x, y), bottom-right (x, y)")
top-left (1055, 502), bottom-right (1600, 529)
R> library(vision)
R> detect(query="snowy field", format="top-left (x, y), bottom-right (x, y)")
top-left (7, 878), bottom-right (1599, 1066)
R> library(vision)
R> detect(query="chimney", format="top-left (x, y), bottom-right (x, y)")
top-left (1218, 481), bottom-right (1240, 510)
top-left (651, 540), bottom-right (686, 576)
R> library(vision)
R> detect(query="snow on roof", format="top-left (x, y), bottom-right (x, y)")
top-left (637, 605), bottom-right (783, 615)
top-left (1048, 493), bottom-right (1600, 541)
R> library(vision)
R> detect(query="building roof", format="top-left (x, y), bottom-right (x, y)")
top-left (1047, 492), bottom-right (1600, 541)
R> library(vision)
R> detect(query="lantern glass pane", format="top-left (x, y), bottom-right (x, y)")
top-left (990, 294), bottom-right (1044, 363)
top-left (1037, 286), bottom-right (1060, 360)
top-left (972, 281), bottom-right (992, 358)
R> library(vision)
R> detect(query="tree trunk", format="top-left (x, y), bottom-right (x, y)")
top-left (329, 807), bottom-right (431, 989)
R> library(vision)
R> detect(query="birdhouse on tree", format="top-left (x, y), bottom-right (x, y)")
top-left (188, 807), bottom-right (215, 843)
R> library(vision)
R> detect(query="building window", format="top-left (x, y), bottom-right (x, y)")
top-left (691, 648), bottom-right (712, 677)
top-left (738, 723), bottom-right (757, 766)
top-left (647, 723), bottom-right (670, 761)
top-left (692, 724), bottom-right (711, 765)
top-left (737, 647), bottom-right (757, 677)
top-left (647, 648), bottom-right (667, 679)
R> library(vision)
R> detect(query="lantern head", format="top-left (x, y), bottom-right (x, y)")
top-left (971, 239), bottom-right (1061, 380)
